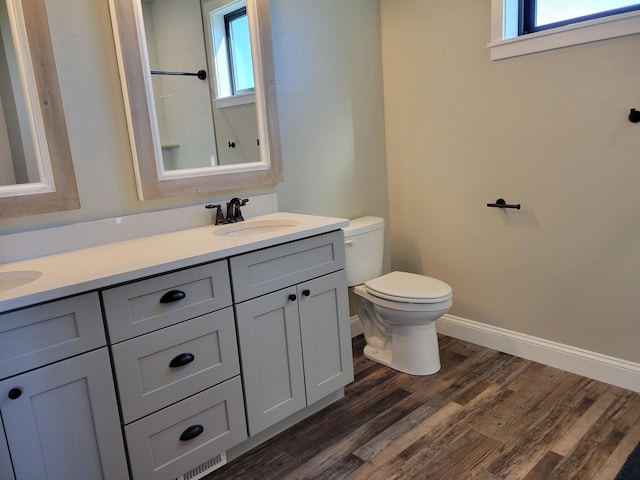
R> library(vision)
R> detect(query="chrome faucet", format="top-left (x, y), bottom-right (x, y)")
top-left (226, 197), bottom-right (249, 223)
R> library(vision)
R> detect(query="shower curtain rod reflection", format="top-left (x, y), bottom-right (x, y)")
top-left (150, 69), bottom-right (207, 80)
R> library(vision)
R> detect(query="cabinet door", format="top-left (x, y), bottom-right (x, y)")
top-left (0, 348), bottom-right (128, 480)
top-left (236, 287), bottom-right (306, 435)
top-left (298, 270), bottom-right (354, 405)
top-left (0, 414), bottom-right (14, 480)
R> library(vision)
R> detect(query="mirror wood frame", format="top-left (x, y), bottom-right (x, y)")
top-left (0, 0), bottom-right (79, 220)
top-left (109, 0), bottom-right (283, 200)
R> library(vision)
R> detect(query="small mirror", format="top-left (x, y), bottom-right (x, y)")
top-left (0, 0), bottom-right (79, 219)
top-left (109, 0), bottom-right (282, 200)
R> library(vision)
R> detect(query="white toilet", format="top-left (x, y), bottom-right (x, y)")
top-left (343, 216), bottom-right (453, 375)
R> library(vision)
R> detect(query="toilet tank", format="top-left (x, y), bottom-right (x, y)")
top-left (342, 216), bottom-right (385, 286)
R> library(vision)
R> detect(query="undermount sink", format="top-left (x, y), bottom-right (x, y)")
top-left (214, 218), bottom-right (299, 237)
top-left (0, 270), bottom-right (42, 292)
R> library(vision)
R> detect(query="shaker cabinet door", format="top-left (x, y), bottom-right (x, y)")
top-left (0, 348), bottom-right (128, 480)
top-left (236, 287), bottom-right (306, 435)
top-left (298, 270), bottom-right (354, 405)
top-left (0, 414), bottom-right (13, 480)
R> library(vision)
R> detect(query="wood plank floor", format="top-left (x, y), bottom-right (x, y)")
top-left (205, 335), bottom-right (640, 479)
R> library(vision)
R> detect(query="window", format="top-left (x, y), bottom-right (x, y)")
top-left (489, 0), bottom-right (640, 60)
top-left (204, 0), bottom-right (256, 106)
top-left (224, 8), bottom-right (254, 94)
top-left (521, 0), bottom-right (640, 34)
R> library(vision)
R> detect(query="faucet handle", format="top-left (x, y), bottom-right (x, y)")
top-left (205, 204), bottom-right (226, 225)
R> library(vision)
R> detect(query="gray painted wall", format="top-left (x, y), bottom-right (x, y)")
top-left (1, 0), bottom-right (388, 240)
top-left (381, 0), bottom-right (640, 362)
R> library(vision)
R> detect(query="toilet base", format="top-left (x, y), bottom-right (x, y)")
top-left (363, 322), bottom-right (441, 376)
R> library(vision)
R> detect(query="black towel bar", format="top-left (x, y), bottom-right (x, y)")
top-left (487, 198), bottom-right (520, 210)
top-left (151, 70), bottom-right (207, 80)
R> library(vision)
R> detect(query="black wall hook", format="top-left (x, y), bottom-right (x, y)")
top-left (487, 198), bottom-right (521, 210)
top-left (629, 108), bottom-right (640, 123)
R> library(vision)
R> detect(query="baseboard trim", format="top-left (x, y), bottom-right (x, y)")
top-left (350, 315), bottom-right (363, 338)
top-left (351, 312), bottom-right (640, 392)
top-left (437, 314), bottom-right (640, 393)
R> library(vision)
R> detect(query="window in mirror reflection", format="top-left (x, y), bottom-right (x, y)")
top-left (205, 0), bottom-right (255, 105)
top-left (225, 7), bottom-right (254, 95)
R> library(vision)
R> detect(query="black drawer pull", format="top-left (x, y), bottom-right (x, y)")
top-left (169, 353), bottom-right (195, 368)
top-left (8, 388), bottom-right (22, 400)
top-left (288, 294), bottom-right (297, 301)
top-left (179, 424), bottom-right (204, 441)
top-left (302, 289), bottom-right (311, 297)
top-left (160, 289), bottom-right (186, 304)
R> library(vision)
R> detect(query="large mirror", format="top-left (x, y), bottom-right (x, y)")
top-left (0, 0), bottom-right (79, 219)
top-left (109, 0), bottom-right (282, 200)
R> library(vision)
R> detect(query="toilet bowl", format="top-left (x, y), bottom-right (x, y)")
top-left (343, 217), bottom-right (453, 375)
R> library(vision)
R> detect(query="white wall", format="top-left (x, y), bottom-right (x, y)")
top-left (0, 0), bottom-right (388, 243)
top-left (381, 0), bottom-right (640, 362)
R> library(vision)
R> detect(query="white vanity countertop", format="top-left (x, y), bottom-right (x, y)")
top-left (0, 212), bottom-right (348, 312)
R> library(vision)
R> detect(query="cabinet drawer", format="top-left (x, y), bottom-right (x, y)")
top-left (126, 376), bottom-right (247, 480)
top-left (230, 230), bottom-right (345, 302)
top-left (112, 307), bottom-right (240, 424)
top-left (0, 292), bottom-right (105, 379)
top-left (102, 261), bottom-right (232, 343)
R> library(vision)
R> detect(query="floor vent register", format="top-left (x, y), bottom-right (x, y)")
top-left (176, 452), bottom-right (228, 480)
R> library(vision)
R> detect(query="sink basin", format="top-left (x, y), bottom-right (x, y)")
top-left (0, 270), bottom-right (42, 292)
top-left (214, 218), bottom-right (299, 237)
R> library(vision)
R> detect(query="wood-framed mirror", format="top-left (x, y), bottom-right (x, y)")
top-left (0, 0), bottom-right (79, 219)
top-left (109, 0), bottom-right (283, 200)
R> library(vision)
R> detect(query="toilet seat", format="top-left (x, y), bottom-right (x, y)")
top-left (364, 271), bottom-right (452, 304)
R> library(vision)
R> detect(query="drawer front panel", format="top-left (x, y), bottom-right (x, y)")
top-left (0, 292), bottom-right (105, 379)
top-left (125, 376), bottom-right (247, 480)
top-left (112, 307), bottom-right (240, 423)
top-left (102, 261), bottom-right (232, 343)
top-left (230, 231), bottom-right (345, 302)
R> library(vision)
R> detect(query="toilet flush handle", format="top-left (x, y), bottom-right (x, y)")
top-left (344, 239), bottom-right (355, 247)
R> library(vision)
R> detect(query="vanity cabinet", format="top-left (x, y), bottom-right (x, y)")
top-left (231, 232), bottom-right (354, 435)
top-left (0, 215), bottom-right (353, 479)
top-left (0, 294), bottom-right (128, 480)
top-left (102, 260), bottom-right (247, 480)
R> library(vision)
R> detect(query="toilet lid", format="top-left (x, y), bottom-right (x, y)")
top-left (364, 271), bottom-right (452, 304)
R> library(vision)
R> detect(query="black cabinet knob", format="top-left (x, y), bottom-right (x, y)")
top-left (169, 353), bottom-right (195, 368)
top-left (8, 388), bottom-right (22, 400)
top-left (179, 424), bottom-right (204, 441)
top-left (160, 290), bottom-right (186, 304)
top-left (302, 289), bottom-right (311, 297)
top-left (288, 294), bottom-right (297, 301)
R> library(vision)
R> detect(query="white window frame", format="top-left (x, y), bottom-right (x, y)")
top-left (488, 0), bottom-right (640, 60)
top-left (203, 0), bottom-right (256, 108)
